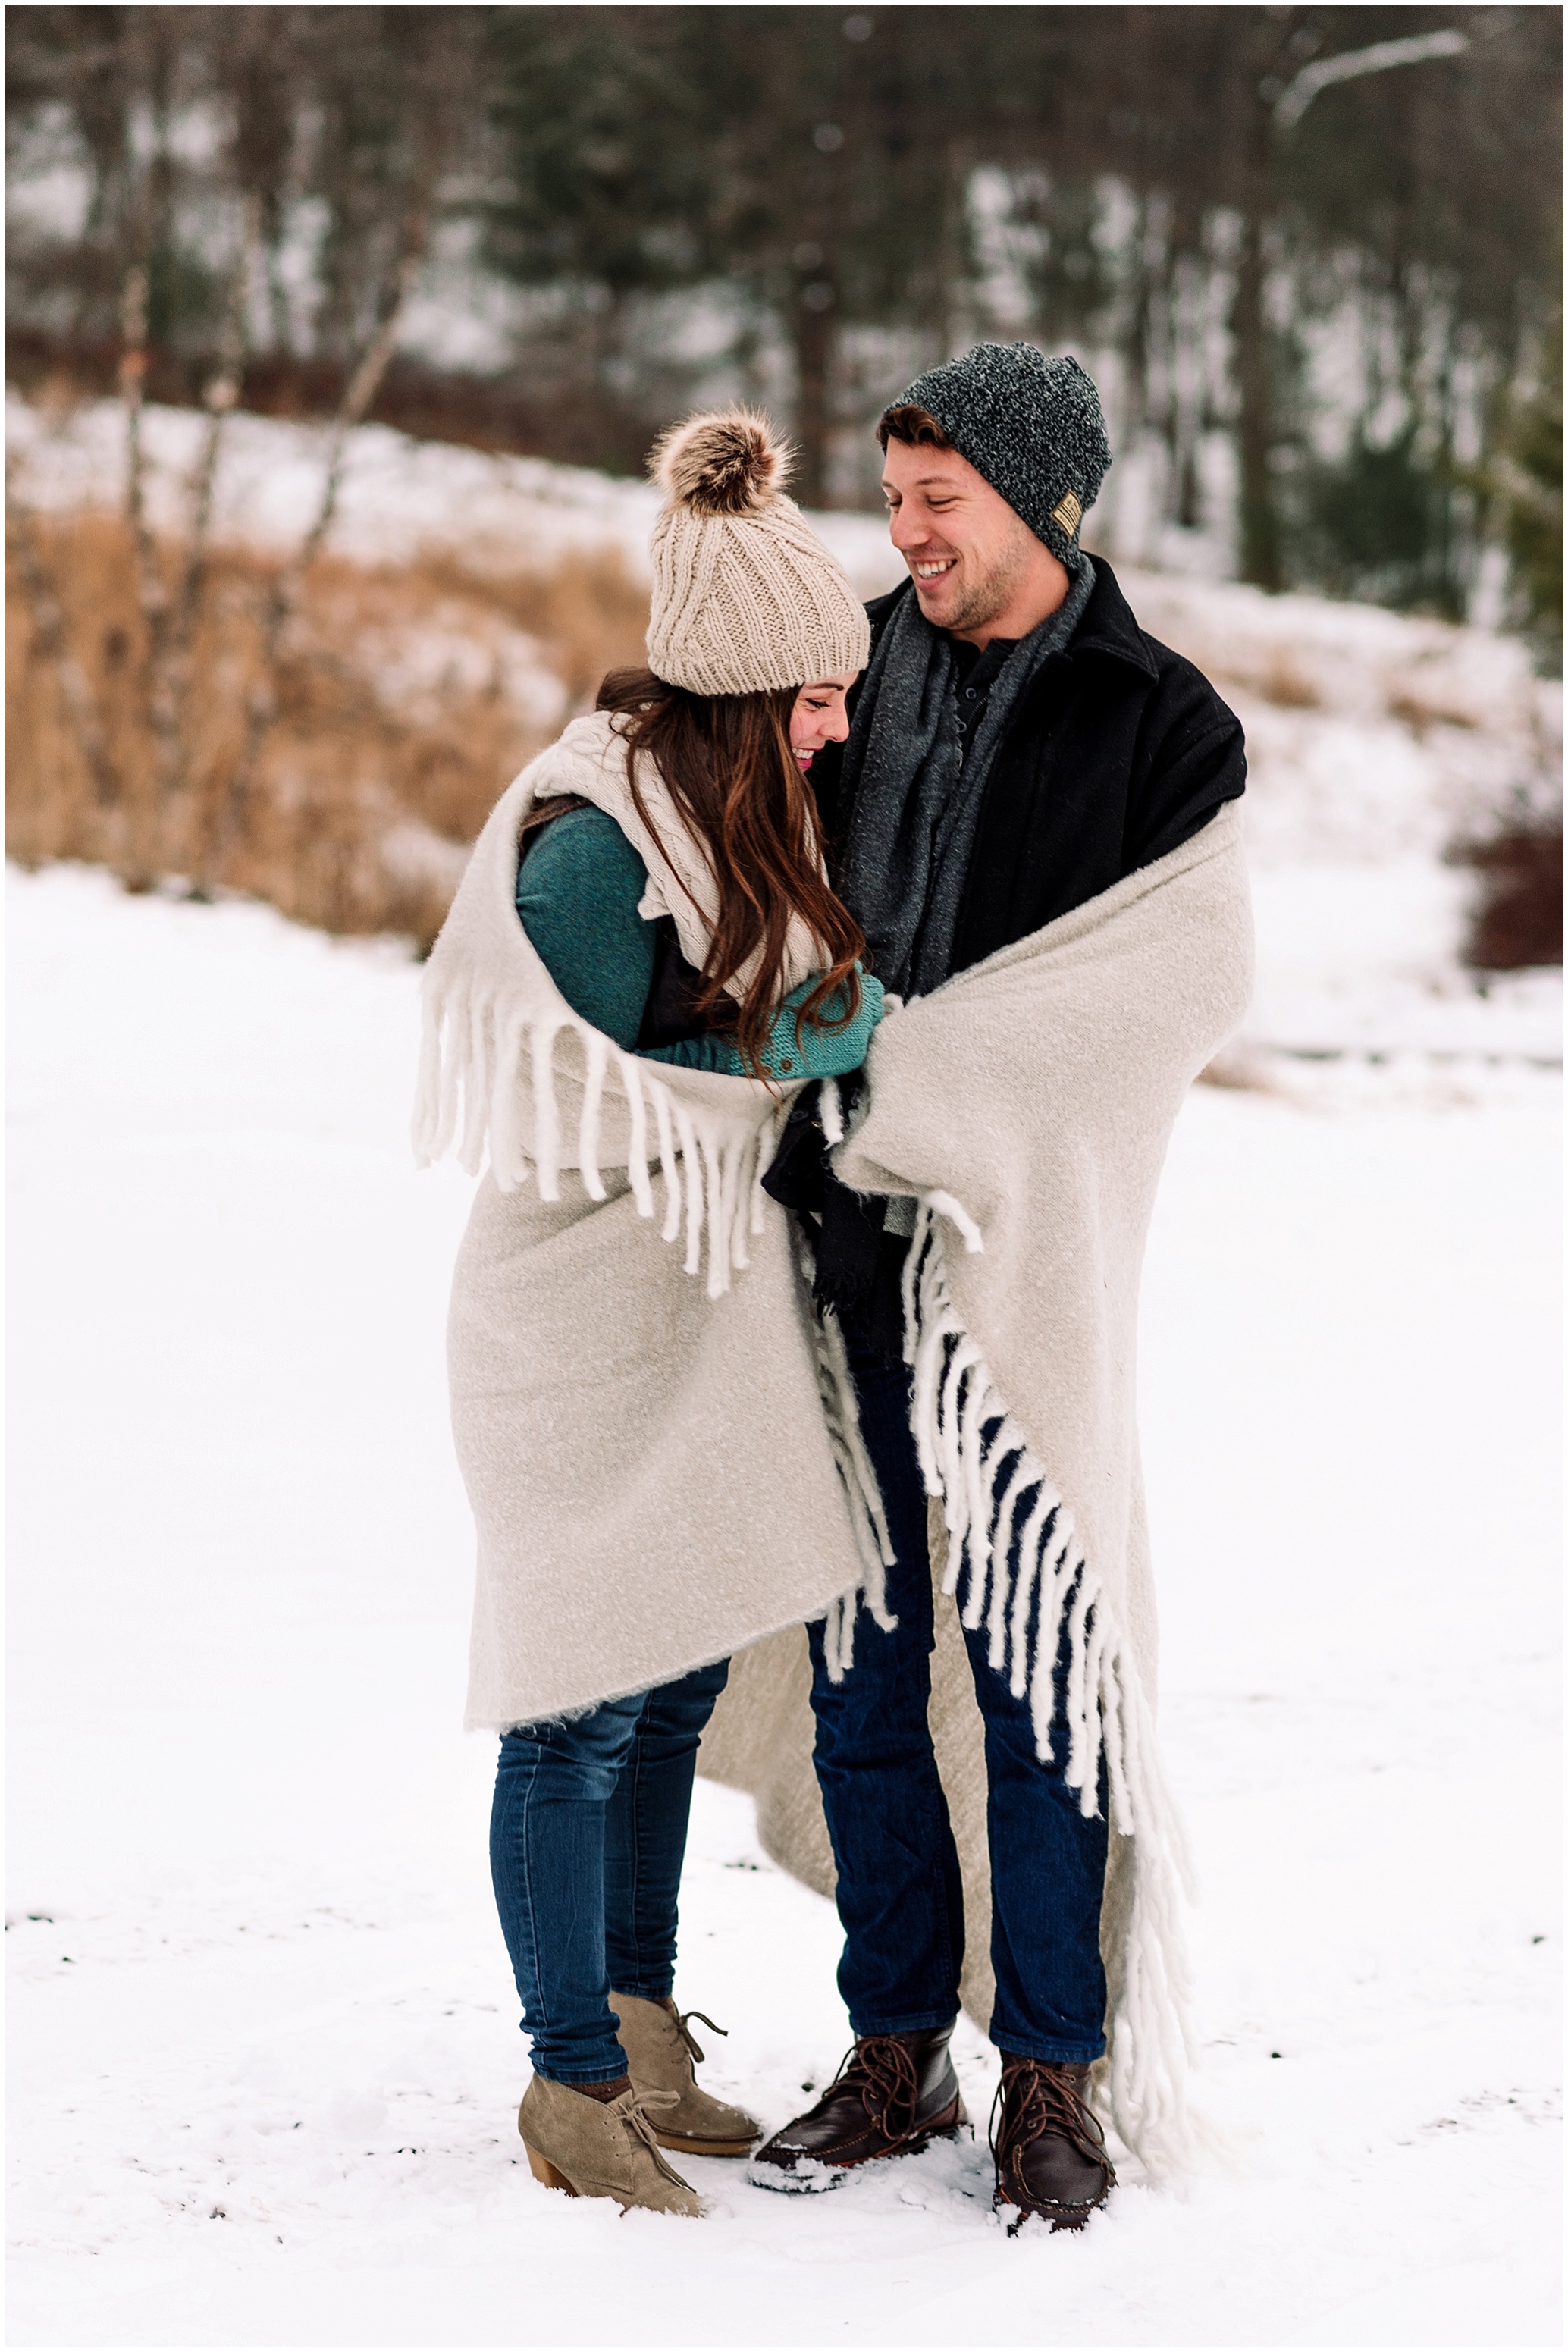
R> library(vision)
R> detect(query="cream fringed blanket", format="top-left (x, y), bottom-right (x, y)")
top-left (417, 729), bottom-right (1250, 2175)
top-left (413, 712), bottom-right (892, 1732)
top-left (697, 801), bottom-right (1254, 2178)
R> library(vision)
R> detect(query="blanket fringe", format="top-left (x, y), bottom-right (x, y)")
top-left (414, 971), bottom-right (895, 1650)
top-left (899, 1196), bottom-right (1209, 2181)
top-left (412, 977), bottom-right (767, 1300)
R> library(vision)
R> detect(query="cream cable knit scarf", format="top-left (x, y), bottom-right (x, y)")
top-left (532, 708), bottom-right (821, 999)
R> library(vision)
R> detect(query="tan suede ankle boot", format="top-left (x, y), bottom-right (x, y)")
top-left (517, 2073), bottom-right (704, 2216)
top-left (611, 1992), bottom-right (760, 2157)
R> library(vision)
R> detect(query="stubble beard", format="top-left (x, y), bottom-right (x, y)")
top-left (916, 516), bottom-right (1037, 638)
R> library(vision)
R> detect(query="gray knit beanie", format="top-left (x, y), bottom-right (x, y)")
top-left (644, 409), bottom-right (870, 697)
top-left (891, 343), bottom-right (1111, 572)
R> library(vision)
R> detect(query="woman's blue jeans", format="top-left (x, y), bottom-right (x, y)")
top-left (490, 1658), bottom-right (729, 2084)
top-left (808, 1319), bottom-right (1109, 2064)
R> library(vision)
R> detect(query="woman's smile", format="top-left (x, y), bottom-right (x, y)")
top-left (789, 670), bottom-right (859, 770)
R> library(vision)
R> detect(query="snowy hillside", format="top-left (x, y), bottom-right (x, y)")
top-left (6, 863), bottom-right (1560, 2347)
top-left (8, 394), bottom-right (1560, 1080)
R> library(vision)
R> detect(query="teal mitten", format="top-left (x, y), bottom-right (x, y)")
top-left (729, 965), bottom-right (886, 1081)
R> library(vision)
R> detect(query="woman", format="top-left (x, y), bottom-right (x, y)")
top-left (415, 410), bottom-right (889, 2217)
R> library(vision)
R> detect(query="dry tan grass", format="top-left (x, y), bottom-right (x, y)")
top-left (1257, 651), bottom-right (1320, 710)
top-left (1386, 687), bottom-right (1480, 737)
top-left (5, 515), bottom-right (651, 949)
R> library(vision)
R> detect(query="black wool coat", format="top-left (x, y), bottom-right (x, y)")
top-left (808, 558), bottom-right (1247, 978)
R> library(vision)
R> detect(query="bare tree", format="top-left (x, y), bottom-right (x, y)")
top-left (204, 107), bottom-right (449, 882)
top-left (5, 453), bottom-right (122, 812)
top-left (8, 5), bottom-right (480, 892)
top-left (155, 190), bottom-right (260, 864)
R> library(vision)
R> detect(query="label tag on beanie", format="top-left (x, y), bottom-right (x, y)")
top-left (1052, 490), bottom-right (1083, 538)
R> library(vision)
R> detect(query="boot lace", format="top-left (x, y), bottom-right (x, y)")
top-left (988, 2061), bottom-right (1110, 2181)
top-left (671, 2006), bottom-right (728, 2067)
top-left (814, 2034), bottom-right (924, 2142)
top-left (618, 2086), bottom-right (686, 2184)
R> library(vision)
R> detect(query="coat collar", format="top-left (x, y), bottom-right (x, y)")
top-left (1065, 559), bottom-right (1159, 678)
top-left (866, 558), bottom-right (1157, 681)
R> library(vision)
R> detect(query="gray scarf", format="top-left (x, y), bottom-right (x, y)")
top-left (836, 557), bottom-right (1095, 998)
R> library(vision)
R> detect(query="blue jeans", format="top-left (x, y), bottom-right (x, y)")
top-left (490, 1657), bottom-right (729, 2084)
top-left (808, 1322), bottom-right (1109, 2064)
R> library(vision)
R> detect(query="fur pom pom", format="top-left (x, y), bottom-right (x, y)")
top-left (651, 407), bottom-right (791, 517)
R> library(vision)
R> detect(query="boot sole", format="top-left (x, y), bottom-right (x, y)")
top-left (522, 2139), bottom-right (704, 2218)
top-left (653, 2131), bottom-right (758, 2158)
top-left (749, 2101), bottom-right (970, 2193)
top-left (995, 2190), bottom-right (1106, 2235)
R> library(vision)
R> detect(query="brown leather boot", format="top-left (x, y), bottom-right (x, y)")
top-left (749, 2024), bottom-right (968, 2191)
top-left (990, 2056), bottom-right (1115, 2232)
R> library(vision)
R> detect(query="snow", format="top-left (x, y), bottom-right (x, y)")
top-left (8, 393), bottom-right (1560, 1079)
top-left (7, 862), bottom-right (1561, 2347)
top-left (5, 396), bottom-right (668, 581)
top-left (2, 396), bottom-right (908, 607)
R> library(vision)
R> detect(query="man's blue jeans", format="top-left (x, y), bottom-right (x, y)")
top-left (490, 1657), bottom-right (729, 2084)
top-left (808, 1320), bottom-right (1109, 2064)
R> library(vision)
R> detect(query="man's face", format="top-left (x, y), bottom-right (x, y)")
top-left (880, 437), bottom-right (1045, 638)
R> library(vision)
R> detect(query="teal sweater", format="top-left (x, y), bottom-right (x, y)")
top-left (516, 806), bottom-right (880, 1080)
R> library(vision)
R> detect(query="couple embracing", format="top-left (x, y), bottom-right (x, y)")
top-left (416, 342), bottom-right (1252, 2228)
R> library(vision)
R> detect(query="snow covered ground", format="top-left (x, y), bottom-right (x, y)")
top-left (7, 863), bottom-right (1560, 2348)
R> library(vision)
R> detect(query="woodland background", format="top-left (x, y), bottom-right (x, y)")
top-left (5, 3), bottom-right (1562, 951)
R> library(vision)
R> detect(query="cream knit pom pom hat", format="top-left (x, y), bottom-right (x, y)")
top-left (644, 409), bottom-right (870, 696)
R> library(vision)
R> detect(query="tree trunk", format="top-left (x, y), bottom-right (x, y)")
top-left (792, 300), bottom-right (836, 509)
top-left (204, 157), bottom-right (438, 885)
top-left (5, 475), bottom-right (122, 813)
top-left (1231, 208), bottom-right (1281, 591)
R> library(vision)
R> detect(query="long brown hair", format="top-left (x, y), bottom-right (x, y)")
top-left (595, 666), bottom-right (864, 1076)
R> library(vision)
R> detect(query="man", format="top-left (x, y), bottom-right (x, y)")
top-left (752, 343), bottom-right (1245, 2226)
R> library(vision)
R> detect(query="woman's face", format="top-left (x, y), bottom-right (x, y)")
top-left (789, 671), bottom-right (859, 772)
